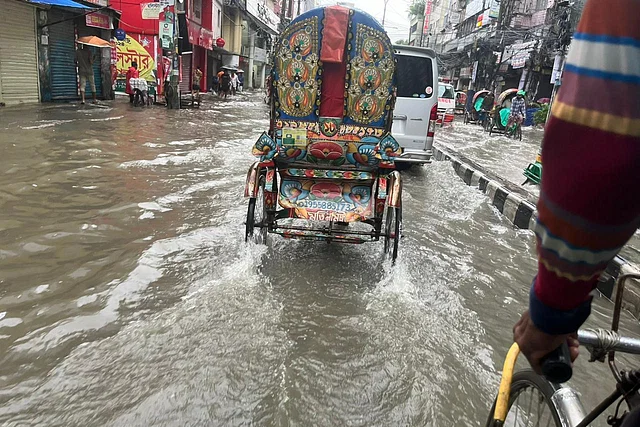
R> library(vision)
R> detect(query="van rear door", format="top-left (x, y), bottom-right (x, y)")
top-left (391, 46), bottom-right (438, 164)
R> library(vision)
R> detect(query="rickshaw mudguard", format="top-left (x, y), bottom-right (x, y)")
top-left (385, 171), bottom-right (402, 208)
top-left (244, 162), bottom-right (261, 198)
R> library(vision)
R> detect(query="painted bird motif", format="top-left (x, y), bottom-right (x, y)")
top-left (346, 143), bottom-right (378, 167)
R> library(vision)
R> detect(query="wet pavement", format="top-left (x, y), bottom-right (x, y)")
top-left (0, 95), bottom-right (638, 426)
top-left (437, 119), bottom-right (640, 265)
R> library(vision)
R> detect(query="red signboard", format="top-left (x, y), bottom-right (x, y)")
top-left (423, 0), bottom-right (433, 34)
top-left (86, 12), bottom-right (111, 29)
top-left (187, 21), bottom-right (213, 50)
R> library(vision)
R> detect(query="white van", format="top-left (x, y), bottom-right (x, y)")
top-left (391, 45), bottom-right (439, 165)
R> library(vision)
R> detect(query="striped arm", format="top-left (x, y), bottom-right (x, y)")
top-left (531, 0), bottom-right (640, 335)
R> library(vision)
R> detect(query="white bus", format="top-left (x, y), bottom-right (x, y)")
top-left (391, 45), bottom-right (439, 166)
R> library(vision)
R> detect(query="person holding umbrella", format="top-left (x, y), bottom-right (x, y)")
top-left (76, 43), bottom-right (96, 104)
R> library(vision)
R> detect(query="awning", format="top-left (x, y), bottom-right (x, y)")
top-left (187, 20), bottom-right (213, 50)
top-left (26, 0), bottom-right (94, 9)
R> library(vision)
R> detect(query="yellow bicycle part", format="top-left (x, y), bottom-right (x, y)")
top-left (492, 343), bottom-right (521, 424)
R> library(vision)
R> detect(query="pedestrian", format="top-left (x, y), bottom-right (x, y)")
top-left (237, 71), bottom-right (244, 92)
top-left (217, 69), bottom-right (224, 95)
top-left (513, 0), bottom-right (639, 424)
top-left (211, 74), bottom-right (219, 94)
top-left (220, 71), bottom-right (231, 99)
top-left (231, 72), bottom-right (239, 95)
top-left (125, 61), bottom-right (139, 104)
top-left (192, 66), bottom-right (203, 94)
top-left (76, 44), bottom-right (97, 104)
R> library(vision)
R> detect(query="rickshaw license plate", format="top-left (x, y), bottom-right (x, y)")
top-left (296, 200), bottom-right (355, 211)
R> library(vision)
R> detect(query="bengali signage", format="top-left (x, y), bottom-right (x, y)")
top-left (115, 35), bottom-right (156, 86)
top-left (141, 2), bottom-right (170, 19)
top-left (423, 0), bottom-right (433, 34)
top-left (83, 0), bottom-right (108, 6)
top-left (86, 12), bottom-right (111, 29)
top-left (246, 0), bottom-right (280, 33)
top-left (159, 6), bottom-right (175, 49)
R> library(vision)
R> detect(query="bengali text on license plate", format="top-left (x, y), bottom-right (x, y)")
top-left (296, 200), bottom-right (355, 211)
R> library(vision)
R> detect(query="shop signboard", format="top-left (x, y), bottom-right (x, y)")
top-left (488, 0), bottom-right (500, 19)
top-left (141, 2), bottom-right (173, 19)
top-left (246, 0), bottom-right (279, 33)
top-left (254, 46), bottom-right (267, 63)
top-left (465, 0), bottom-right (484, 20)
top-left (83, 0), bottom-right (108, 6)
top-left (86, 12), bottom-right (112, 29)
top-left (159, 6), bottom-right (175, 50)
top-left (423, 0), bottom-right (433, 34)
top-left (115, 34), bottom-right (157, 92)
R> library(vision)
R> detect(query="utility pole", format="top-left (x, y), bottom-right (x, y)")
top-left (278, 0), bottom-right (288, 32)
top-left (382, 0), bottom-right (390, 26)
top-left (546, 2), bottom-right (572, 122)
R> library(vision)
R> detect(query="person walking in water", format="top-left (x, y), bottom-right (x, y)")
top-left (125, 61), bottom-right (139, 104)
top-left (220, 71), bottom-right (231, 99)
top-left (76, 44), bottom-right (97, 104)
top-left (230, 72), bottom-right (239, 96)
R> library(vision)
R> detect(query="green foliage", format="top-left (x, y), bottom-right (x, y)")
top-left (395, 39), bottom-right (409, 45)
top-left (408, 0), bottom-right (425, 17)
top-left (533, 103), bottom-right (550, 125)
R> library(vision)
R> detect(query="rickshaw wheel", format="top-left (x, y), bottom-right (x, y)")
top-left (245, 174), bottom-right (267, 244)
top-left (384, 206), bottom-right (401, 263)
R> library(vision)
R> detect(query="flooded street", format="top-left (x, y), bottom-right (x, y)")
top-left (0, 95), bottom-right (638, 426)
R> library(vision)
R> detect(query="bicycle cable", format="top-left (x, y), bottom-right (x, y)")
top-left (586, 328), bottom-right (621, 362)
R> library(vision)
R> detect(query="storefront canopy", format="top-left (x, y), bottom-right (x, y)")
top-left (26, 0), bottom-right (93, 9)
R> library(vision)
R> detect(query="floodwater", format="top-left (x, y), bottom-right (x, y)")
top-left (0, 95), bottom-right (638, 426)
top-left (438, 120), bottom-right (640, 266)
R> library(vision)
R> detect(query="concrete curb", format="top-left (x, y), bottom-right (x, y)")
top-left (433, 143), bottom-right (640, 317)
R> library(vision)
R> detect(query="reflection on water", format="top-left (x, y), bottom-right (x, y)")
top-left (0, 96), bottom-right (637, 426)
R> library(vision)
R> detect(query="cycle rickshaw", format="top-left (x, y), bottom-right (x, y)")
top-left (488, 88), bottom-right (522, 140)
top-left (244, 5), bottom-right (404, 262)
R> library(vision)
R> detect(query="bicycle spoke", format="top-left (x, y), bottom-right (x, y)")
top-left (535, 389), bottom-right (543, 427)
top-left (526, 386), bottom-right (534, 426)
top-left (514, 389), bottom-right (520, 426)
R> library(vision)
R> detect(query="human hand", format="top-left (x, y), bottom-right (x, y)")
top-left (513, 310), bottom-right (580, 374)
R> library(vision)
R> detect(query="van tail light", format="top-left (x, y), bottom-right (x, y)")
top-left (428, 103), bottom-right (438, 138)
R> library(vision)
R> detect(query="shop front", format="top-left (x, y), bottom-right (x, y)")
top-left (0, 0), bottom-right (40, 105)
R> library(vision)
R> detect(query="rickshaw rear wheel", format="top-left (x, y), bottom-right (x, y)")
top-left (245, 174), bottom-right (267, 244)
top-left (384, 206), bottom-right (401, 263)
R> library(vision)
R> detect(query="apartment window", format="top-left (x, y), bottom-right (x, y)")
top-left (193, 0), bottom-right (202, 21)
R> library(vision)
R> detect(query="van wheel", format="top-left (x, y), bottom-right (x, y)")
top-left (394, 162), bottom-right (412, 172)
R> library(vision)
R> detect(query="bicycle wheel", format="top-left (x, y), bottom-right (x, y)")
top-left (384, 205), bottom-right (401, 263)
top-left (245, 174), bottom-right (267, 244)
top-left (486, 370), bottom-right (562, 427)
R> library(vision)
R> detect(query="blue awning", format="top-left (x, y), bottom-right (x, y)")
top-left (27, 0), bottom-right (94, 9)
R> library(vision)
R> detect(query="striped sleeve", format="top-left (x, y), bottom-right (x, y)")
top-left (530, 0), bottom-right (640, 335)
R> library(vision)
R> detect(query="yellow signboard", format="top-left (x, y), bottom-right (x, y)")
top-left (115, 35), bottom-right (156, 82)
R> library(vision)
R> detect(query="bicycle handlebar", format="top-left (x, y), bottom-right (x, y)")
top-left (541, 342), bottom-right (573, 384)
top-left (540, 329), bottom-right (640, 384)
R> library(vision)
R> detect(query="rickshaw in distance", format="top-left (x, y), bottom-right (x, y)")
top-left (244, 5), bottom-right (404, 262)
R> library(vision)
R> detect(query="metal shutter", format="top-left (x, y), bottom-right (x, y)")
top-left (49, 11), bottom-right (78, 100)
top-left (179, 53), bottom-right (191, 94)
top-left (0, 0), bottom-right (39, 105)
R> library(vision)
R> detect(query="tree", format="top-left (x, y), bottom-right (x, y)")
top-left (408, 0), bottom-right (425, 18)
top-left (395, 39), bottom-right (409, 45)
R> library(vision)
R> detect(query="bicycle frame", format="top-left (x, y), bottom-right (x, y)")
top-left (489, 273), bottom-right (640, 427)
